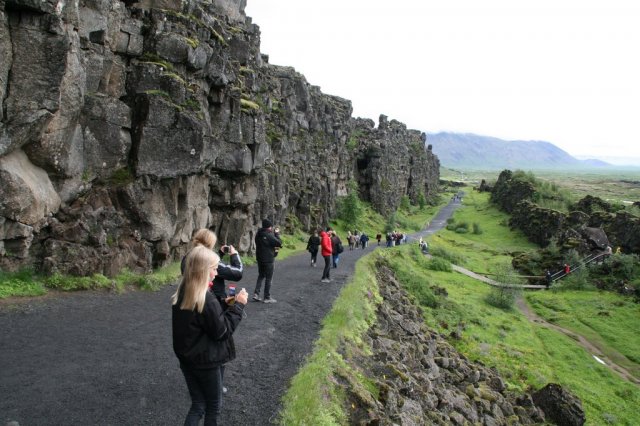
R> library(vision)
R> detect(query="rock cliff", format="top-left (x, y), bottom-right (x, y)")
top-left (0, 0), bottom-right (439, 275)
top-left (343, 264), bottom-right (564, 425)
top-left (490, 170), bottom-right (640, 255)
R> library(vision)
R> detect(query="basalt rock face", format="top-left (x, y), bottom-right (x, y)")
top-left (0, 0), bottom-right (439, 275)
top-left (345, 265), bottom-right (550, 425)
top-left (490, 170), bottom-right (639, 254)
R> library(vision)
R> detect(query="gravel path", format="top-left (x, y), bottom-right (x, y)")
top-left (0, 200), bottom-right (460, 426)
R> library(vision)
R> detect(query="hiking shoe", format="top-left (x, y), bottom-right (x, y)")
top-left (263, 297), bottom-right (277, 304)
top-left (252, 293), bottom-right (261, 302)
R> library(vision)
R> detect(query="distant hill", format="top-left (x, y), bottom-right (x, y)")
top-left (427, 132), bottom-right (611, 170)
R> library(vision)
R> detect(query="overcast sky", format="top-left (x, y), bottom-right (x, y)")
top-left (245, 0), bottom-right (640, 165)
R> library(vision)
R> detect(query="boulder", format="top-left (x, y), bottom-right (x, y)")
top-left (0, 150), bottom-right (61, 225)
top-left (532, 383), bottom-right (585, 426)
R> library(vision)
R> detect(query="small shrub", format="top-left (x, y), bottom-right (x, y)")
top-left (455, 227), bottom-right (469, 234)
top-left (427, 257), bottom-right (452, 272)
top-left (399, 195), bottom-right (411, 211)
top-left (485, 286), bottom-right (518, 310)
top-left (417, 191), bottom-right (426, 210)
top-left (472, 223), bottom-right (483, 234)
top-left (429, 246), bottom-right (466, 265)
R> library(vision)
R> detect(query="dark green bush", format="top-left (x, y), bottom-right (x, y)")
top-left (472, 223), bottom-right (483, 234)
top-left (427, 257), bottom-right (452, 272)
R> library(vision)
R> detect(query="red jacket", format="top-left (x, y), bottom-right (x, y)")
top-left (320, 231), bottom-right (333, 257)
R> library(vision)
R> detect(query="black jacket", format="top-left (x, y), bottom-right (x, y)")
top-left (212, 252), bottom-right (243, 299)
top-left (306, 235), bottom-right (320, 252)
top-left (172, 290), bottom-right (244, 369)
top-left (255, 227), bottom-right (282, 264)
top-left (331, 235), bottom-right (342, 254)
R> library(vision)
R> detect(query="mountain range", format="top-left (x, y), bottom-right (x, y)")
top-left (426, 132), bottom-right (610, 170)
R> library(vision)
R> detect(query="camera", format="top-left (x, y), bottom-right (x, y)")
top-left (223, 246), bottom-right (229, 254)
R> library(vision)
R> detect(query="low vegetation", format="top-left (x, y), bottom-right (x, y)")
top-left (282, 187), bottom-right (640, 425)
top-left (0, 262), bottom-right (182, 299)
top-left (279, 253), bottom-right (382, 425)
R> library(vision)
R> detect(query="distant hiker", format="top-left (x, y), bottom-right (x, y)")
top-left (306, 230), bottom-right (321, 267)
top-left (359, 232), bottom-right (369, 249)
top-left (331, 231), bottom-right (343, 268)
top-left (563, 263), bottom-right (570, 275)
top-left (376, 233), bottom-right (382, 245)
top-left (347, 231), bottom-right (355, 250)
top-left (172, 246), bottom-right (248, 426)
top-left (419, 238), bottom-right (429, 254)
top-left (320, 229), bottom-right (333, 282)
top-left (545, 270), bottom-right (552, 288)
top-left (253, 219), bottom-right (282, 304)
top-left (386, 232), bottom-right (393, 247)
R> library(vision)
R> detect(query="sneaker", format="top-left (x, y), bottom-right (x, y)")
top-left (222, 386), bottom-right (228, 394)
top-left (252, 293), bottom-right (261, 302)
top-left (263, 297), bottom-right (277, 304)
top-left (321, 278), bottom-right (330, 283)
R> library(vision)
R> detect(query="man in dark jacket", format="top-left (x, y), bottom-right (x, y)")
top-left (253, 219), bottom-right (282, 303)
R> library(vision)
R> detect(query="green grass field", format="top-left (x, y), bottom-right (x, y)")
top-left (526, 289), bottom-right (640, 379)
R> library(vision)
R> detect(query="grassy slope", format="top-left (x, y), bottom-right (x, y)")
top-left (280, 190), bottom-right (640, 425)
top-left (526, 290), bottom-right (640, 378)
top-left (394, 193), bottom-right (640, 425)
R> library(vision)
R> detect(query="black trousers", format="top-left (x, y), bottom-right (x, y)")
top-left (322, 255), bottom-right (331, 280)
top-left (255, 262), bottom-right (275, 299)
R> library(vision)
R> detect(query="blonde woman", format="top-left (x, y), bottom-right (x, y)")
top-left (172, 246), bottom-right (248, 426)
top-left (180, 229), bottom-right (217, 273)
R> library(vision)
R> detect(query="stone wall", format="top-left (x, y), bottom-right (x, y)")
top-left (340, 264), bottom-right (585, 425)
top-left (0, 0), bottom-right (440, 275)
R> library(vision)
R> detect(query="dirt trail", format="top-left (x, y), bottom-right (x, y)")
top-left (0, 201), bottom-right (461, 426)
top-left (516, 297), bottom-right (640, 386)
top-left (446, 261), bottom-right (639, 386)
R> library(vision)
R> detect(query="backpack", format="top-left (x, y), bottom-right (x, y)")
top-left (337, 242), bottom-right (344, 253)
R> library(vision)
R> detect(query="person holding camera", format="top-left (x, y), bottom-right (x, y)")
top-left (172, 246), bottom-right (248, 426)
top-left (212, 244), bottom-right (244, 300)
top-left (253, 219), bottom-right (282, 303)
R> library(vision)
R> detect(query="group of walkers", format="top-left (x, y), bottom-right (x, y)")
top-left (171, 219), bottom-right (427, 425)
top-left (305, 227), bottom-right (346, 283)
top-left (385, 230), bottom-right (407, 247)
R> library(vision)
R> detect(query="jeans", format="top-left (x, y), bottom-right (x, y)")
top-left (332, 254), bottom-right (340, 268)
top-left (180, 363), bottom-right (223, 426)
top-left (255, 262), bottom-right (275, 299)
top-left (310, 249), bottom-right (318, 264)
top-left (322, 255), bottom-right (331, 279)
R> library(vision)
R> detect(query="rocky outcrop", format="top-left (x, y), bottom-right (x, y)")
top-left (490, 170), bottom-right (535, 214)
top-left (489, 170), bottom-right (639, 255)
top-left (0, 0), bottom-right (439, 275)
top-left (509, 200), bottom-right (566, 248)
top-left (343, 265), bottom-right (557, 425)
top-left (532, 384), bottom-right (585, 426)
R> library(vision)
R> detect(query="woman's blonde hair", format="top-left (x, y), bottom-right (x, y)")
top-left (189, 228), bottom-right (217, 250)
top-left (172, 246), bottom-right (219, 313)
